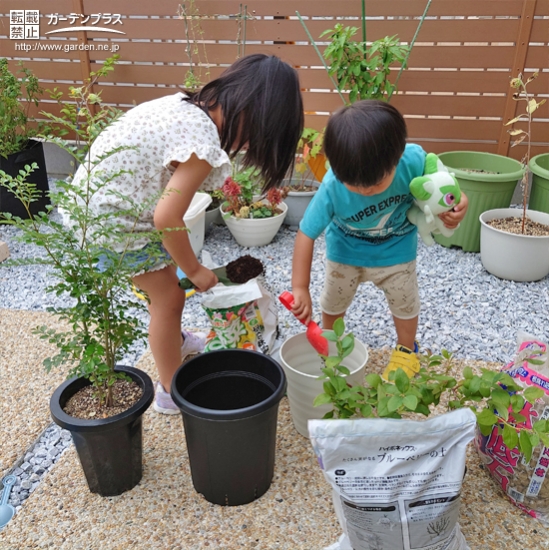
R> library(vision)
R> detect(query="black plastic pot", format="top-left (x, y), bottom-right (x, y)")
top-left (171, 349), bottom-right (287, 506)
top-left (49, 366), bottom-right (154, 497)
top-left (0, 140), bottom-right (50, 219)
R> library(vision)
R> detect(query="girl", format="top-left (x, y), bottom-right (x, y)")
top-left (73, 54), bottom-right (304, 413)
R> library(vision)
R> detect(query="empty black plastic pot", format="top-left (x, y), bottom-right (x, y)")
top-left (50, 366), bottom-right (154, 497)
top-left (171, 349), bottom-right (287, 506)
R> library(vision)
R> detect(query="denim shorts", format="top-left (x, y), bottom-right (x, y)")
top-left (96, 243), bottom-right (173, 276)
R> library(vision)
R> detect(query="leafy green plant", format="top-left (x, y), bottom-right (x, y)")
top-left (321, 25), bottom-right (409, 103)
top-left (503, 72), bottom-right (547, 234)
top-left (0, 57), bottom-right (170, 409)
top-left (0, 58), bottom-right (44, 157)
top-left (314, 318), bottom-right (549, 462)
top-left (221, 167), bottom-right (284, 219)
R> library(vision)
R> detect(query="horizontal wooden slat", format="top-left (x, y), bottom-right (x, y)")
top-left (530, 20), bottom-right (549, 42)
top-left (0, 39), bottom-right (81, 60)
top-left (40, 18), bottom-right (520, 43)
top-left (188, 0), bottom-right (527, 18)
top-left (1, 0), bottom-right (529, 19)
top-left (5, 59), bottom-right (83, 82)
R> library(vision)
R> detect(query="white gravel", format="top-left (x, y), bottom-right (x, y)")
top-left (2, 201), bottom-right (548, 366)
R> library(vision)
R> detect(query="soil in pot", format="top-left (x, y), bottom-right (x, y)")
top-left (487, 217), bottom-right (549, 236)
top-left (62, 379), bottom-right (143, 420)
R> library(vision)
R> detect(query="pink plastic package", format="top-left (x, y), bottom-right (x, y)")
top-left (475, 338), bottom-right (549, 525)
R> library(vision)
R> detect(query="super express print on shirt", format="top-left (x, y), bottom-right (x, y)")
top-left (299, 144), bottom-right (427, 268)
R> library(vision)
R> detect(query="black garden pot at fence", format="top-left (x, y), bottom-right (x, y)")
top-left (0, 139), bottom-right (50, 218)
top-left (49, 366), bottom-right (154, 497)
top-left (171, 349), bottom-right (287, 506)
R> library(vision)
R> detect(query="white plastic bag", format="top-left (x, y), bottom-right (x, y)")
top-left (309, 409), bottom-right (476, 550)
top-left (200, 277), bottom-right (279, 354)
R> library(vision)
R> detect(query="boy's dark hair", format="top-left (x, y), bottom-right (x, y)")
top-left (185, 54), bottom-right (304, 191)
top-left (324, 100), bottom-right (407, 187)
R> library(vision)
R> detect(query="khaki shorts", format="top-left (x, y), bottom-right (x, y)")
top-left (320, 259), bottom-right (420, 320)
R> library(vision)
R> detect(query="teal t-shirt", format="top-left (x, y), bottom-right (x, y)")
top-left (299, 143), bottom-right (426, 268)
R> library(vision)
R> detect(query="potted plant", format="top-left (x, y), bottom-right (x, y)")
top-left (220, 166), bottom-right (288, 247)
top-left (0, 58), bottom-right (50, 219)
top-left (278, 327), bottom-right (368, 437)
top-left (308, 319), bottom-right (549, 546)
top-left (0, 57), bottom-right (162, 497)
top-left (282, 127), bottom-right (324, 230)
top-left (479, 72), bottom-right (549, 281)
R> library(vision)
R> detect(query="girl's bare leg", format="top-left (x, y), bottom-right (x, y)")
top-left (132, 265), bottom-right (186, 392)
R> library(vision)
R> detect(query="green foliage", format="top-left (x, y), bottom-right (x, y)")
top-left (314, 319), bottom-right (549, 463)
top-left (0, 56), bottom-right (169, 409)
top-left (321, 25), bottom-right (409, 104)
top-left (232, 166), bottom-right (262, 205)
top-left (0, 58), bottom-right (44, 157)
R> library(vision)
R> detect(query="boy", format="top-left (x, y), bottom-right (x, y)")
top-left (290, 100), bottom-right (468, 379)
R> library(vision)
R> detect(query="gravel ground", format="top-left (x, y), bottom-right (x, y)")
top-left (2, 208), bottom-right (549, 367)
top-left (1, 341), bottom-right (548, 550)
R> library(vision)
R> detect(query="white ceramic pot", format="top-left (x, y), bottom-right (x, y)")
top-left (222, 201), bottom-right (288, 247)
top-left (479, 208), bottom-right (549, 282)
top-left (278, 332), bottom-right (368, 437)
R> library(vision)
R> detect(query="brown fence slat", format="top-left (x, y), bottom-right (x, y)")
top-left (151, 42), bottom-right (517, 69)
top-left (406, 118), bottom-right (501, 140)
top-left (194, 0), bottom-right (525, 18)
top-left (530, 20), bottom-right (549, 42)
top-left (5, 59), bottom-right (83, 82)
top-left (1, 0), bottom-right (522, 19)
top-left (81, 0), bottom-right (185, 16)
top-left (0, 0), bottom-right (73, 13)
top-left (0, 39), bottom-right (81, 60)
top-left (73, 18), bottom-right (521, 43)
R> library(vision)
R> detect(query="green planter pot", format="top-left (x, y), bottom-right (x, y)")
top-left (433, 151), bottom-right (524, 252)
top-left (529, 153), bottom-right (549, 215)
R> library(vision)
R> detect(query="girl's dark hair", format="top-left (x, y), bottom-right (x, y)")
top-left (185, 54), bottom-right (304, 191)
top-left (324, 100), bottom-right (407, 187)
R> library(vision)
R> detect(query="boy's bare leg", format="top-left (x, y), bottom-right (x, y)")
top-left (393, 315), bottom-right (418, 350)
top-left (322, 311), bottom-right (346, 330)
top-left (132, 265), bottom-right (186, 392)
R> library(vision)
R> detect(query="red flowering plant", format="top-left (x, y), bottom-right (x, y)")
top-left (221, 167), bottom-right (285, 219)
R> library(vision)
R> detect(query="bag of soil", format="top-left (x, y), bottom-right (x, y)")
top-left (476, 336), bottom-right (549, 525)
top-left (199, 253), bottom-right (279, 354)
top-left (309, 409), bottom-right (476, 550)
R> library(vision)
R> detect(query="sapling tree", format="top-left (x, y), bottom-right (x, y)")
top-left (0, 57), bottom-right (172, 408)
top-left (314, 318), bottom-right (549, 463)
top-left (504, 72), bottom-right (546, 233)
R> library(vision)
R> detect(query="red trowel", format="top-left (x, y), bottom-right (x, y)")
top-left (279, 291), bottom-right (329, 356)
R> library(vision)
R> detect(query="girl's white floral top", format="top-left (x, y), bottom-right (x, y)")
top-left (69, 92), bottom-right (231, 251)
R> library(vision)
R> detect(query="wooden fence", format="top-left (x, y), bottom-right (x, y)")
top-left (1, 0), bottom-right (548, 159)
